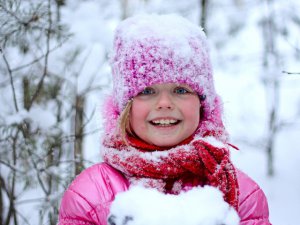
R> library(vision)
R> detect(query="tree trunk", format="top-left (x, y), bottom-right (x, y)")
top-left (121, 0), bottom-right (129, 20)
top-left (23, 77), bottom-right (31, 111)
top-left (200, 0), bottom-right (208, 32)
top-left (55, 0), bottom-right (65, 22)
top-left (4, 132), bottom-right (19, 225)
top-left (261, 0), bottom-right (280, 176)
top-left (0, 176), bottom-right (4, 225)
top-left (74, 95), bottom-right (85, 175)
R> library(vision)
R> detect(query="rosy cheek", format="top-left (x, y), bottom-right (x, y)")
top-left (130, 102), bottom-right (149, 127)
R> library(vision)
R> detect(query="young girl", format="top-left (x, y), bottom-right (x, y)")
top-left (58, 14), bottom-right (271, 225)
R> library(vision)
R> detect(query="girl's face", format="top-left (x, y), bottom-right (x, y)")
top-left (130, 83), bottom-right (200, 147)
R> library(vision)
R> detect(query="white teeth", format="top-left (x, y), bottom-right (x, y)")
top-left (152, 119), bottom-right (177, 125)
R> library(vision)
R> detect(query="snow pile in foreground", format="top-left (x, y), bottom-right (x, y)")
top-left (109, 186), bottom-right (240, 225)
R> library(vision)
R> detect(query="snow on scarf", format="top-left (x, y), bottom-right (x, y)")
top-left (102, 135), bottom-right (239, 210)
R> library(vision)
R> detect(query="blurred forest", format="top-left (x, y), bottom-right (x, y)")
top-left (0, 0), bottom-right (299, 224)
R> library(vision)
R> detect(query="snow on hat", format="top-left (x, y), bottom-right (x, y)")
top-left (104, 14), bottom-right (227, 141)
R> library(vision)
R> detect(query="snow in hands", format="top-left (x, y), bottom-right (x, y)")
top-left (108, 186), bottom-right (240, 225)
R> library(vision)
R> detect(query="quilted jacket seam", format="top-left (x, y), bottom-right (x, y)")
top-left (61, 188), bottom-right (98, 223)
top-left (59, 218), bottom-right (94, 224)
top-left (239, 185), bottom-right (260, 206)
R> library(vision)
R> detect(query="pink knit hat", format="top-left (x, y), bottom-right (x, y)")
top-left (104, 14), bottom-right (227, 142)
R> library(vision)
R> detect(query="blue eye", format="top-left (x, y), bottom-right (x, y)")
top-left (140, 88), bottom-right (155, 95)
top-left (174, 87), bottom-right (189, 94)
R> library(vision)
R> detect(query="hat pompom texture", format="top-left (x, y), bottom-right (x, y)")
top-left (104, 14), bottom-right (227, 141)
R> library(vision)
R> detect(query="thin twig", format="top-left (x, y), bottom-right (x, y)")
top-left (11, 35), bottom-right (71, 72)
top-left (30, 158), bottom-right (49, 196)
top-left (28, 1), bottom-right (52, 109)
top-left (0, 160), bottom-right (26, 174)
top-left (282, 70), bottom-right (300, 75)
top-left (0, 49), bottom-right (19, 112)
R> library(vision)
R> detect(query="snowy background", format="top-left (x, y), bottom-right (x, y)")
top-left (1, 0), bottom-right (300, 224)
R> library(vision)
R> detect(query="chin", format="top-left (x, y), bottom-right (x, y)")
top-left (152, 139), bottom-right (181, 148)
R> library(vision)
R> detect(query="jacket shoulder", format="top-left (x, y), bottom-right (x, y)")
top-left (237, 169), bottom-right (271, 225)
top-left (58, 163), bottom-right (129, 225)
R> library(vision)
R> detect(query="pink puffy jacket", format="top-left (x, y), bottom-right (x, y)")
top-left (58, 163), bottom-right (271, 225)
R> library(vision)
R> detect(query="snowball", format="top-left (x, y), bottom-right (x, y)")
top-left (109, 185), bottom-right (240, 225)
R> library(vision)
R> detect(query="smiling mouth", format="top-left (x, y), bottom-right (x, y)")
top-left (150, 119), bottom-right (181, 126)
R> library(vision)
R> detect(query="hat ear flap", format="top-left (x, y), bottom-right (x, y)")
top-left (197, 95), bottom-right (228, 142)
top-left (103, 95), bottom-right (120, 134)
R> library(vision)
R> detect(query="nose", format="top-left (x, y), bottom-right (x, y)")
top-left (156, 92), bottom-right (174, 110)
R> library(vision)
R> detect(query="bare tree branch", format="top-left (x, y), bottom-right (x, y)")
top-left (0, 49), bottom-right (19, 112)
top-left (28, 0), bottom-right (52, 109)
top-left (282, 70), bottom-right (300, 75)
top-left (0, 160), bottom-right (26, 174)
top-left (11, 35), bottom-right (71, 73)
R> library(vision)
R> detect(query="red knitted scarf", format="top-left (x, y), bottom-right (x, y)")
top-left (102, 135), bottom-right (239, 210)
